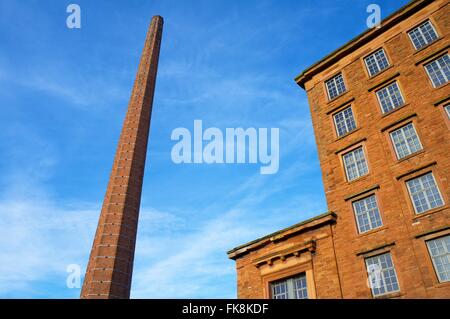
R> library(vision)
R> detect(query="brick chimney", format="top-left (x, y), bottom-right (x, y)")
top-left (80, 15), bottom-right (163, 299)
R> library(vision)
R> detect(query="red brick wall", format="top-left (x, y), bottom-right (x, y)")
top-left (234, 221), bottom-right (342, 299)
top-left (233, 0), bottom-right (449, 299)
top-left (304, 0), bottom-right (449, 298)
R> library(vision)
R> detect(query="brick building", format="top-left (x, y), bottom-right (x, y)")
top-left (227, 0), bottom-right (449, 299)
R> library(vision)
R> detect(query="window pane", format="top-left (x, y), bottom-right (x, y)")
top-left (343, 147), bottom-right (368, 181)
top-left (271, 274), bottom-right (308, 299)
top-left (406, 172), bottom-right (444, 214)
top-left (293, 275), bottom-right (308, 299)
top-left (326, 74), bottom-right (346, 100)
top-left (408, 20), bottom-right (439, 50)
top-left (333, 106), bottom-right (356, 137)
top-left (376, 82), bottom-right (405, 113)
top-left (390, 123), bottom-right (422, 159)
top-left (365, 49), bottom-right (390, 76)
top-left (425, 54), bottom-right (450, 87)
top-left (427, 236), bottom-right (450, 283)
top-left (365, 253), bottom-right (400, 296)
top-left (271, 281), bottom-right (288, 299)
top-left (353, 195), bottom-right (383, 233)
top-left (445, 105), bottom-right (450, 119)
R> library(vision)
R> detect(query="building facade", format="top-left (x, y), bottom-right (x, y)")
top-left (228, 0), bottom-right (450, 299)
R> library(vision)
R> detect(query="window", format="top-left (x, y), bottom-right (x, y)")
top-left (326, 73), bottom-right (346, 100)
top-left (353, 195), bottom-right (383, 233)
top-left (376, 81), bottom-right (405, 113)
top-left (408, 20), bottom-right (439, 50)
top-left (390, 123), bottom-right (422, 159)
top-left (406, 172), bottom-right (444, 214)
top-left (445, 105), bottom-right (450, 119)
top-left (365, 49), bottom-right (390, 76)
top-left (271, 280), bottom-right (288, 299)
top-left (365, 253), bottom-right (400, 297)
top-left (271, 274), bottom-right (308, 299)
top-left (427, 235), bottom-right (450, 283)
top-left (424, 54), bottom-right (450, 87)
top-left (343, 147), bottom-right (369, 181)
top-left (333, 107), bottom-right (356, 137)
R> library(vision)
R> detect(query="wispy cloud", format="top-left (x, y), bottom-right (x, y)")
top-left (0, 126), bottom-right (96, 297)
top-left (131, 143), bottom-right (325, 298)
top-left (0, 60), bottom-right (131, 109)
top-left (0, 0), bottom-right (336, 299)
top-left (0, 183), bottom-right (98, 297)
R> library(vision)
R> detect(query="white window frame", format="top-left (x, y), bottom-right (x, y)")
top-left (426, 235), bottom-right (450, 283)
top-left (271, 280), bottom-right (289, 299)
top-left (445, 105), bottom-right (450, 119)
top-left (342, 147), bottom-right (369, 182)
top-left (424, 54), bottom-right (450, 88)
top-left (408, 20), bottom-right (439, 50)
top-left (406, 172), bottom-right (444, 214)
top-left (389, 123), bottom-right (423, 159)
top-left (375, 81), bottom-right (405, 114)
top-left (365, 253), bottom-right (400, 297)
top-left (352, 194), bottom-right (383, 234)
top-left (325, 73), bottom-right (346, 100)
top-left (270, 274), bottom-right (308, 299)
top-left (364, 48), bottom-right (390, 77)
top-left (333, 106), bottom-right (357, 137)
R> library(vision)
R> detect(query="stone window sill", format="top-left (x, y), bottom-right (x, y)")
top-left (346, 173), bottom-right (370, 186)
top-left (327, 90), bottom-right (350, 105)
top-left (381, 103), bottom-right (410, 118)
top-left (411, 205), bottom-right (448, 221)
top-left (373, 291), bottom-right (404, 299)
top-left (432, 81), bottom-right (450, 91)
top-left (358, 226), bottom-right (389, 238)
top-left (433, 281), bottom-right (450, 289)
top-left (396, 149), bottom-right (426, 164)
top-left (334, 127), bottom-right (360, 142)
top-left (367, 64), bottom-right (395, 81)
top-left (413, 37), bottom-right (443, 56)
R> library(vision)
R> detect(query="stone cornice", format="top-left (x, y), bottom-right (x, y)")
top-left (252, 240), bottom-right (316, 268)
top-left (227, 212), bottom-right (336, 260)
top-left (295, 0), bottom-right (435, 89)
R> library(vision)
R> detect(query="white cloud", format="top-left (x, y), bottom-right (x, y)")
top-left (0, 195), bottom-right (98, 297)
top-left (0, 0), bottom-right (328, 299)
top-left (0, 66), bottom-right (130, 109)
top-left (0, 85), bottom-right (324, 299)
top-left (0, 130), bottom-right (98, 297)
top-left (131, 154), bottom-right (326, 298)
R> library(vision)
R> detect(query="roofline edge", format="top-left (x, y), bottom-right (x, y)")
top-left (227, 211), bottom-right (337, 260)
top-left (294, 0), bottom-right (435, 89)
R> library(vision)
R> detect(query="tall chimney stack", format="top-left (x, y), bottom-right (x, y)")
top-left (81, 15), bottom-right (163, 299)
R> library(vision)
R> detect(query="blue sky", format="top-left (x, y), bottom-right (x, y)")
top-left (0, 0), bottom-right (410, 298)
